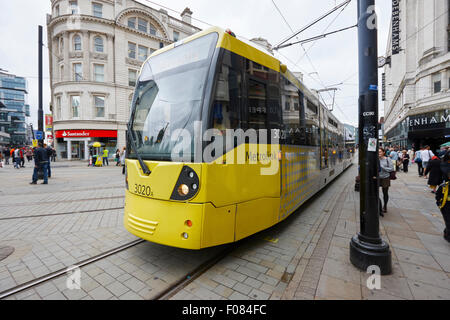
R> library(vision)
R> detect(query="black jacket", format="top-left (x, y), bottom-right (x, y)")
top-left (425, 159), bottom-right (443, 186)
top-left (34, 147), bottom-right (49, 165)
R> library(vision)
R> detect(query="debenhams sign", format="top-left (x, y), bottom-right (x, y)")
top-left (409, 114), bottom-right (450, 127)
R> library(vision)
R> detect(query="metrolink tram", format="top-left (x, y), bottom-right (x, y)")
top-left (124, 27), bottom-right (354, 249)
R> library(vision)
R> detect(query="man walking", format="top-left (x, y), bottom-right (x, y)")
top-left (30, 142), bottom-right (49, 185)
top-left (44, 144), bottom-right (53, 178)
top-left (102, 148), bottom-right (109, 166)
top-left (3, 146), bottom-right (9, 165)
top-left (421, 145), bottom-right (434, 171)
top-left (13, 147), bottom-right (20, 169)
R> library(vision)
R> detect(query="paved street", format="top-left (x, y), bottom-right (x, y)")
top-left (0, 159), bottom-right (449, 300)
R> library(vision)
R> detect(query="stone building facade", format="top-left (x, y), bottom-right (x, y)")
top-left (383, 0), bottom-right (450, 151)
top-left (47, 0), bottom-right (200, 159)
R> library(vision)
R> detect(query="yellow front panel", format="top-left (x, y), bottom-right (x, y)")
top-left (126, 160), bottom-right (202, 201)
top-left (124, 190), bottom-right (204, 249)
top-left (235, 198), bottom-right (280, 241)
top-left (201, 203), bottom-right (236, 248)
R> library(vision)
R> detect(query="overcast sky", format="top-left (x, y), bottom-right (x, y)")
top-left (0, 0), bottom-right (393, 128)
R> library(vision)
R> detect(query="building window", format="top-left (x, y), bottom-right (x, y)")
top-left (128, 70), bottom-right (137, 87)
top-left (128, 17), bottom-right (136, 29)
top-left (60, 65), bottom-right (64, 81)
top-left (94, 96), bottom-right (105, 117)
top-left (94, 36), bottom-right (103, 52)
top-left (149, 24), bottom-right (157, 36)
top-left (294, 102), bottom-right (299, 111)
top-left (73, 35), bottom-right (81, 51)
top-left (159, 42), bottom-right (164, 49)
top-left (92, 3), bottom-right (102, 18)
top-left (56, 96), bottom-right (61, 120)
top-left (128, 42), bottom-right (136, 59)
top-left (59, 37), bottom-right (64, 55)
top-left (69, 1), bottom-right (78, 14)
top-left (73, 63), bottom-right (82, 81)
top-left (71, 95), bottom-right (80, 118)
top-left (93, 64), bottom-right (104, 82)
top-left (173, 31), bottom-right (180, 42)
top-left (138, 18), bottom-right (147, 33)
top-left (138, 45), bottom-right (148, 62)
top-left (285, 102), bottom-right (290, 111)
top-left (55, 4), bottom-right (60, 16)
top-left (433, 73), bottom-right (441, 93)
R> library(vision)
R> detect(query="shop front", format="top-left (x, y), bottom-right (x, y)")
top-left (386, 109), bottom-right (450, 152)
top-left (55, 129), bottom-right (117, 160)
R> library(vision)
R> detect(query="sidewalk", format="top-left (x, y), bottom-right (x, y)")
top-left (286, 164), bottom-right (450, 300)
top-left (172, 162), bottom-right (450, 300)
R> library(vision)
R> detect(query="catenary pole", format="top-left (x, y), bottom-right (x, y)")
top-left (349, 0), bottom-right (392, 275)
top-left (38, 25), bottom-right (44, 144)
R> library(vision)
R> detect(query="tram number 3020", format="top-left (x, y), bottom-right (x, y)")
top-left (134, 184), bottom-right (153, 197)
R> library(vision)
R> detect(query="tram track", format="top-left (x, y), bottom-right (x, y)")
top-left (0, 195), bottom-right (124, 208)
top-left (0, 239), bottom-right (145, 300)
top-left (0, 206), bottom-right (125, 221)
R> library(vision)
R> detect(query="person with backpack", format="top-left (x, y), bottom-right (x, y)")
top-left (415, 147), bottom-right (424, 176)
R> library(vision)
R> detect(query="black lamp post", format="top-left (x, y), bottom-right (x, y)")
top-left (349, 0), bottom-right (392, 275)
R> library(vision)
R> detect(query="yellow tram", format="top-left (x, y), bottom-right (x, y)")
top-left (124, 27), bottom-right (354, 249)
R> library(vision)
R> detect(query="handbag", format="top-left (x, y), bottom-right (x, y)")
top-left (386, 159), bottom-right (397, 180)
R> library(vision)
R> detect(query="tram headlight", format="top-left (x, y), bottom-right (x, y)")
top-left (178, 184), bottom-right (189, 196)
top-left (171, 166), bottom-right (200, 201)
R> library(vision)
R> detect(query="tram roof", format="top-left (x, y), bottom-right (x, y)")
top-left (141, 27), bottom-right (341, 128)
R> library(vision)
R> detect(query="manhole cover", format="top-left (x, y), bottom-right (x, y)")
top-left (0, 246), bottom-right (14, 261)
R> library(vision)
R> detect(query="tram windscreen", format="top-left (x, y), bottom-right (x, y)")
top-left (128, 32), bottom-right (218, 161)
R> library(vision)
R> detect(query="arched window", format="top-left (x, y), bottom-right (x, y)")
top-left (149, 23), bottom-right (157, 36)
top-left (73, 35), bottom-right (81, 51)
top-left (94, 36), bottom-right (103, 52)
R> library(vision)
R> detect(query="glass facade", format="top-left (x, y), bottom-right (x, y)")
top-left (385, 109), bottom-right (450, 152)
top-left (0, 73), bottom-right (29, 145)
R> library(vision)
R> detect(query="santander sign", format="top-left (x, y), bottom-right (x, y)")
top-left (55, 130), bottom-right (117, 138)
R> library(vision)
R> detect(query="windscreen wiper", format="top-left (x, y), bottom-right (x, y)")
top-left (127, 96), bottom-right (151, 176)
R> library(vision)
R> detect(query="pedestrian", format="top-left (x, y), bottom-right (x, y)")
top-left (421, 145), bottom-right (434, 171)
top-left (44, 144), bottom-right (52, 178)
top-left (52, 148), bottom-right (57, 162)
top-left (26, 147), bottom-right (33, 162)
top-left (424, 156), bottom-right (443, 194)
top-left (2, 146), bottom-right (9, 165)
top-left (379, 148), bottom-right (394, 216)
top-left (30, 142), bottom-right (49, 185)
top-left (19, 147), bottom-right (25, 167)
top-left (402, 150), bottom-right (410, 173)
top-left (389, 147), bottom-right (399, 172)
top-left (102, 148), bottom-right (109, 166)
top-left (115, 149), bottom-right (120, 166)
top-left (121, 147), bottom-right (126, 175)
top-left (435, 151), bottom-right (450, 243)
top-left (13, 147), bottom-right (20, 169)
top-left (408, 148), bottom-right (415, 166)
top-left (415, 147), bottom-right (424, 176)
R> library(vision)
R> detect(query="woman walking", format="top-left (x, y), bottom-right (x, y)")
top-left (115, 149), bottom-right (120, 166)
top-left (379, 148), bottom-right (394, 215)
top-left (402, 150), bottom-right (410, 173)
top-left (424, 156), bottom-right (443, 194)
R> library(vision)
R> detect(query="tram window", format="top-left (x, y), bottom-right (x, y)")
top-left (211, 51), bottom-right (242, 134)
top-left (248, 80), bottom-right (267, 130)
top-left (307, 99), bottom-right (318, 114)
